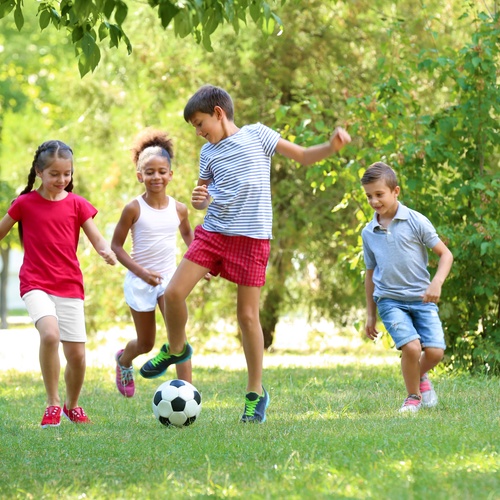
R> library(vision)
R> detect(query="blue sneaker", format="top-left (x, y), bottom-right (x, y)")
top-left (140, 342), bottom-right (193, 379)
top-left (240, 387), bottom-right (270, 423)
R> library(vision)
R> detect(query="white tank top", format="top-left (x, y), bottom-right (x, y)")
top-left (129, 195), bottom-right (180, 275)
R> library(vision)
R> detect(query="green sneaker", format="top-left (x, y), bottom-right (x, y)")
top-left (140, 342), bottom-right (193, 379)
top-left (240, 387), bottom-right (270, 423)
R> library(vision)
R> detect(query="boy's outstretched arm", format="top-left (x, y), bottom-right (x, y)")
top-left (423, 241), bottom-right (453, 303)
top-left (365, 269), bottom-right (379, 340)
top-left (275, 126), bottom-right (351, 166)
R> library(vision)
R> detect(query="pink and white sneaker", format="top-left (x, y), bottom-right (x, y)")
top-left (115, 349), bottom-right (135, 398)
top-left (420, 373), bottom-right (438, 408)
top-left (399, 394), bottom-right (422, 413)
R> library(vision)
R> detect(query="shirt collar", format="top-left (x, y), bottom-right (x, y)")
top-left (371, 202), bottom-right (409, 230)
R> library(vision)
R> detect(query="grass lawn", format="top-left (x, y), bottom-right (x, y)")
top-left (0, 348), bottom-right (498, 499)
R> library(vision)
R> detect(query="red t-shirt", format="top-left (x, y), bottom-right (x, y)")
top-left (8, 191), bottom-right (98, 299)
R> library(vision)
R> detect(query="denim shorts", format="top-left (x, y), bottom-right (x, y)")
top-left (375, 298), bottom-right (446, 350)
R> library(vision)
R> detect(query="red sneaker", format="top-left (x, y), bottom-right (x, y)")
top-left (63, 404), bottom-right (91, 424)
top-left (41, 405), bottom-right (62, 428)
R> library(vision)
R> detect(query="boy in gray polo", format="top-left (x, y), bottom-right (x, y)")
top-left (361, 162), bottom-right (453, 412)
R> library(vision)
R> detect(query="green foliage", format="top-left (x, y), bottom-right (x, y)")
top-left (0, 357), bottom-right (498, 498)
top-left (0, 0), bottom-right (284, 76)
top-left (340, 7), bottom-right (500, 374)
top-left (1, 0), bottom-right (499, 364)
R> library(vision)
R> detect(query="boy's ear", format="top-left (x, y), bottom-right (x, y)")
top-left (214, 105), bottom-right (225, 120)
top-left (394, 185), bottom-right (401, 196)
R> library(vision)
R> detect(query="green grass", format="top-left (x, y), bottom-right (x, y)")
top-left (0, 356), bottom-right (498, 499)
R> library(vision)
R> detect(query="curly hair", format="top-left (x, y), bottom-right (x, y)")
top-left (131, 128), bottom-right (174, 172)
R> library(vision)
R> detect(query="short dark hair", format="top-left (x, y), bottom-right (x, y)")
top-left (361, 162), bottom-right (398, 190)
top-left (183, 85), bottom-right (234, 122)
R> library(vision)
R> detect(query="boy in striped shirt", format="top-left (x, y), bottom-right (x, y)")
top-left (141, 85), bottom-right (351, 423)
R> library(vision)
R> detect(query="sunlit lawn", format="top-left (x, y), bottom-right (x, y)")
top-left (0, 343), bottom-right (498, 499)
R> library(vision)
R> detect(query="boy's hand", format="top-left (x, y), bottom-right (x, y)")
top-left (192, 185), bottom-right (210, 209)
top-left (422, 280), bottom-right (442, 303)
top-left (330, 127), bottom-right (351, 152)
top-left (365, 316), bottom-right (379, 340)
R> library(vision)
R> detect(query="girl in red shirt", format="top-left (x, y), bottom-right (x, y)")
top-left (0, 140), bottom-right (116, 428)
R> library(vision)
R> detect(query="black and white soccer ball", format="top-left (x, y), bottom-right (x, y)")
top-left (152, 379), bottom-right (202, 427)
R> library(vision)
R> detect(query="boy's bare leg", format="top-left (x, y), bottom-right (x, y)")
top-left (37, 316), bottom-right (61, 407)
top-left (164, 258), bottom-right (210, 353)
top-left (400, 339), bottom-right (422, 396)
top-left (62, 341), bottom-right (86, 409)
top-left (175, 360), bottom-right (193, 384)
top-left (237, 285), bottom-right (264, 394)
top-left (157, 292), bottom-right (193, 383)
top-left (420, 347), bottom-right (444, 376)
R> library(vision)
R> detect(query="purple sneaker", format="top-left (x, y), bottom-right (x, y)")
top-left (115, 349), bottom-right (135, 398)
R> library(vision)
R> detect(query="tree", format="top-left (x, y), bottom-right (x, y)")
top-left (0, 0), bottom-right (284, 77)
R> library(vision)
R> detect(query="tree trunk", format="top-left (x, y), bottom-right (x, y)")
top-left (261, 287), bottom-right (283, 349)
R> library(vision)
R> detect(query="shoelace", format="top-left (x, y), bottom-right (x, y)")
top-left (120, 366), bottom-right (134, 384)
top-left (404, 395), bottom-right (421, 406)
top-left (151, 350), bottom-right (170, 366)
top-left (244, 397), bottom-right (259, 416)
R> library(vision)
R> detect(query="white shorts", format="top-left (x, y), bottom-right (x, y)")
top-left (22, 290), bottom-right (87, 342)
top-left (124, 271), bottom-right (172, 312)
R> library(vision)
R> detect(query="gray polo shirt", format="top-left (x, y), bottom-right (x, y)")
top-left (362, 203), bottom-right (441, 300)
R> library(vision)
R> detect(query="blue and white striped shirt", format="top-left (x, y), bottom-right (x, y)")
top-left (199, 123), bottom-right (281, 239)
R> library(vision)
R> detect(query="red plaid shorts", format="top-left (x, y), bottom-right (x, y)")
top-left (184, 226), bottom-right (270, 287)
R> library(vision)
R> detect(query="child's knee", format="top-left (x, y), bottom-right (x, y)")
top-left (425, 347), bottom-right (444, 363)
top-left (138, 338), bottom-right (155, 353)
top-left (164, 285), bottom-right (186, 304)
top-left (401, 339), bottom-right (422, 359)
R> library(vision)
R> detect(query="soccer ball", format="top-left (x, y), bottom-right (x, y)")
top-left (152, 379), bottom-right (202, 427)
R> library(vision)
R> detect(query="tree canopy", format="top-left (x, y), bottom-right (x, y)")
top-left (0, 0), bottom-right (284, 76)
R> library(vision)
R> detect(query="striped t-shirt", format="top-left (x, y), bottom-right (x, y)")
top-left (199, 122), bottom-right (281, 239)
